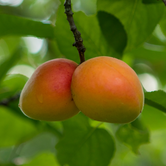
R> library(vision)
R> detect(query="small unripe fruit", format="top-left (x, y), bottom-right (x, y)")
top-left (19, 58), bottom-right (79, 121)
top-left (71, 56), bottom-right (144, 123)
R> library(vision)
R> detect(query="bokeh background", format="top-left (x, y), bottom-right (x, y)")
top-left (1, 0), bottom-right (166, 166)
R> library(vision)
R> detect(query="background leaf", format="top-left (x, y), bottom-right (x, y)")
top-left (0, 106), bottom-right (38, 147)
top-left (0, 14), bottom-right (54, 38)
top-left (56, 113), bottom-right (115, 166)
top-left (23, 152), bottom-right (60, 166)
top-left (141, 105), bottom-right (166, 130)
top-left (160, 10), bottom-right (166, 37)
top-left (145, 90), bottom-right (166, 113)
top-left (0, 74), bottom-right (28, 101)
top-left (97, 11), bottom-right (127, 55)
top-left (116, 118), bottom-right (150, 154)
top-left (0, 47), bottom-right (23, 83)
top-left (97, 0), bottom-right (165, 51)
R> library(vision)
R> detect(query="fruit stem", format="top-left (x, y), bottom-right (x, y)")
top-left (64, 0), bottom-right (86, 64)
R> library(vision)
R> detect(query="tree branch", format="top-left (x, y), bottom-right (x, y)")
top-left (64, 0), bottom-right (86, 64)
top-left (162, 0), bottom-right (166, 5)
top-left (0, 93), bottom-right (20, 106)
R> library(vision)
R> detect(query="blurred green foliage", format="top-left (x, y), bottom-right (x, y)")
top-left (0, 0), bottom-right (166, 166)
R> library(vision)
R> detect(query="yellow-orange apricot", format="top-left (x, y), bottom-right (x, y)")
top-left (19, 58), bottom-right (79, 121)
top-left (71, 56), bottom-right (144, 123)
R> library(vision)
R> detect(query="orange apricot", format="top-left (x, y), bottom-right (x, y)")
top-left (71, 56), bottom-right (144, 123)
top-left (19, 58), bottom-right (79, 121)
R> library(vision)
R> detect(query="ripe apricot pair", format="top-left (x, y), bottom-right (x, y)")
top-left (19, 56), bottom-right (144, 123)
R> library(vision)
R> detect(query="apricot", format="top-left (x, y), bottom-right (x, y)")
top-left (71, 56), bottom-right (144, 123)
top-left (19, 58), bottom-right (79, 121)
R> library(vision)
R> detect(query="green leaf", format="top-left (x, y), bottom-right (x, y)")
top-left (116, 118), bottom-right (150, 154)
top-left (56, 113), bottom-right (115, 166)
top-left (0, 14), bottom-right (54, 38)
top-left (17, 132), bottom-right (58, 159)
top-left (97, 0), bottom-right (165, 51)
top-left (73, 0), bottom-right (97, 15)
top-left (0, 47), bottom-right (22, 83)
top-left (0, 133), bottom-right (60, 165)
top-left (160, 11), bottom-right (166, 37)
top-left (97, 11), bottom-right (127, 54)
top-left (0, 74), bottom-right (35, 122)
top-left (54, 4), bottom-right (120, 63)
top-left (0, 106), bottom-right (38, 147)
top-left (125, 44), bottom-right (166, 62)
top-left (23, 152), bottom-right (60, 166)
top-left (145, 90), bottom-right (166, 113)
top-left (142, 105), bottom-right (166, 130)
top-left (0, 74), bottom-right (32, 121)
top-left (0, 74), bottom-right (28, 100)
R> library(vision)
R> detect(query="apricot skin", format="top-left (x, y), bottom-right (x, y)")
top-left (19, 58), bottom-right (79, 121)
top-left (71, 56), bottom-right (144, 123)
